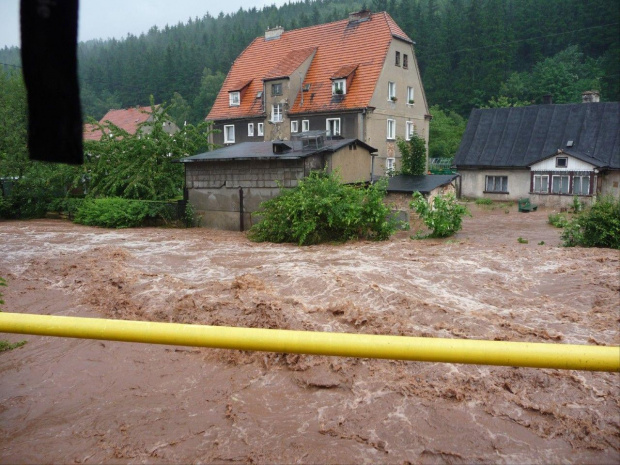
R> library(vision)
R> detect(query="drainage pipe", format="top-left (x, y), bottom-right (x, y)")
top-left (0, 313), bottom-right (617, 372)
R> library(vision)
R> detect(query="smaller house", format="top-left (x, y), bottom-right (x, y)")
top-left (83, 105), bottom-right (178, 140)
top-left (454, 96), bottom-right (620, 207)
top-left (178, 132), bottom-right (376, 230)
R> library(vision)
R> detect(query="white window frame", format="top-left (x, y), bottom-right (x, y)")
top-left (573, 175), bottom-right (591, 195)
top-left (405, 121), bottom-right (415, 140)
top-left (302, 120), bottom-right (310, 132)
top-left (386, 157), bottom-right (395, 173)
top-left (555, 157), bottom-right (568, 168)
top-left (247, 123), bottom-right (254, 137)
top-left (551, 175), bottom-right (570, 194)
top-left (485, 175), bottom-right (508, 193)
top-left (271, 104), bottom-right (283, 123)
top-left (387, 119), bottom-right (395, 140)
top-left (388, 81), bottom-right (396, 100)
top-left (291, 121), bottom-right (299, 133)
top-left (224, 124), bottom-right (235, 144)
top-left (533, 174), bottom-right (549, 193)
top-left (326, 118), bottom-right (341, 137)
top-left (407, 86), bottom-right (415, 105)
top-left (257, 122), bottom-right (264, 136)
top-left (229, 92), bottom-right (240, 107)
top-left (332, 79), bottom-right (346, 95)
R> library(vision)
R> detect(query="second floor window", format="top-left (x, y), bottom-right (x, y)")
top-left (302, 120), bottom-right (310, 132)
top-left (387, 119), bottom-right (395, 140)
top-left (224, 125), bottom-right (235, 144)
top-left (326, 118), bottom-right (340, 136)
top-left (388, 81), bottom-right (396, 101)
top-left (291, 121), bottom-right (299, 133)
top-left (257, 122), bottom-right (264, 136)
top-left (407, 86), bottom-right (414, 104)
top-left (406, 121), bottom-right (415, 140)
top-left (271, 104), bottom-right (283, 123)
top-left (272, 83), bottom-right (282, 96)
top-left (248, 123), bottom-right (254, 137)
top-left (229, 92), bottom-right (240, 106)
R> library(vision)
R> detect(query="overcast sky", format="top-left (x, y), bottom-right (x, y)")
top-left (0, 0), bottom-right (289, 49)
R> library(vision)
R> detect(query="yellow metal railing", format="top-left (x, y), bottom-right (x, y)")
top-left (0, 313), bottom-right (618, 372)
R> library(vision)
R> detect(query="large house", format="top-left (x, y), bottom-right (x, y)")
top-left (83, 105), bottom-right (178, 140)
top-left (206, 10), bottom-right (430, 178)
top-left (454, 94), bottom-right (620, 207)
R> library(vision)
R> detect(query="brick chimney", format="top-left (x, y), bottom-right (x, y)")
top-left (265, 26), bottom-right (284, 41)
top-left (348, 9), bottom-right (372, 24)
top-left (582, 91), bottom-right (600, 103)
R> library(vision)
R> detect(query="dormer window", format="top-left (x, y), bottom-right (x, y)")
top-left (332, 79), bottom-right (346, 95)
top-left (556, 157), bottom-right (568, 168)
top-left (272, 83), bottom-right (282, 96)
top-left (229, 92), bottom-right (240, 106)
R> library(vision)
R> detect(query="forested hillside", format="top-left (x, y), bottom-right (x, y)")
top-left (1, 0), bottom-right (618, 124)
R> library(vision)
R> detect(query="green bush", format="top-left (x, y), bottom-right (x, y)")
top-left (410, 192), bottom-right (471, 238)
top-left (248, 172), bottom-right (398, 245)
top-left (475, 198), bottom-right (494, 205)
top-left (73, 198), bottom-right (171, 228)
top-left (561, 196), bottom-right (620, 249)
top-left (548, 212), bottom-right (569, 228)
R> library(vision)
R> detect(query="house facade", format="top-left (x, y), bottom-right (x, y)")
top-left (206, 10), bottom-right (430, 178)
top-left (454, 98), bottom-right (620, 208)
top-left (178, 135), bottom-right (377, 230)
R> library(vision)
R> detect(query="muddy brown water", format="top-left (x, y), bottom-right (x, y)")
top-left (1, 204), bottom-right (619, 464)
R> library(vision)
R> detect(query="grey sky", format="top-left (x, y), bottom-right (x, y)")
top-left (0, 0), bottom-right (289, 48)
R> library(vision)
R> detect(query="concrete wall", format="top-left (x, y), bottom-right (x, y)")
top-left (186, 159), bottom-right (306, 230)
top-left (600, 170), bottom-right (620, 198)
top-left (328, 143), bottom-right (372, 183)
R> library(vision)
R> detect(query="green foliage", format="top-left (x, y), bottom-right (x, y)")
top-left (248, 171), bottom-right (397, 245)
top-left (410, 192), bottom-right (471, 238)
top-left (73, 198), bottom-right (172, 228)
top-left (548, 212), bottom-right (569, 228)
top-left (428, 105), bottom-right (467, 160)
top-left (571, 196), bottom-right (583, 213)
top-left (561, 196), bottom-right (620, 249)
top-left (475, 198), bottom-right (494, 205)
top-left (517, 237), bottom-right (529, 244)
top-left (396, 132), bottom-right (427, 176)
top-left (0, 340), bottom-right (27, 352)
top-left (538, 241), bottom-right (545, 245)
top-left (0, 276), bottom-right (6, 306)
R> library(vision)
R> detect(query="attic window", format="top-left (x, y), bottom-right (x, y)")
top-left (272, 83), bottom-right (282, 96)
top-left (303, 84), bottom-right (311, 92)
top-left (395, 51), bottom-right (401, 67)
top-left (332, 79), bottom-right (346, 95)
top-left (556, 157), bottom-right (568, 168)
top-left (566, 140), bottom-right (574, 147)
top-left (403, 54), bottom-right (409, 69)
top-left (256, 91), bottom-right (263, 99)
top-left (229, 91), bottom-right (240, 106)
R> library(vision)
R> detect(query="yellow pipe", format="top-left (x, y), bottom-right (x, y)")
top-left (0, 312), bottom-right (618, 372)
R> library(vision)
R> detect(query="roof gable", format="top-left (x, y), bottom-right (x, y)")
top-left (455, 103), bottom-right (620, 169)
top-left (100, 106), bottom-right (155, 134)
top-left (207, 12), bottom-right (412, 120)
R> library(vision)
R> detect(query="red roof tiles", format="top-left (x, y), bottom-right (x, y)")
top-left (83, 106), bottom-right (157, 141)
top-left (207, 12), bottom-right (413, 121)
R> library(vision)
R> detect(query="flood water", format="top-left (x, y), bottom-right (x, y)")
top-left (1, 204), bottom-right (619, 463)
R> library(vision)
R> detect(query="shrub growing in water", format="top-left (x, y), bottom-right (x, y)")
top-left (561, 195), bottom-right (620, 249)
top-left (248, 171), bottom-right (398, 245)
top-left (73, 198), bottom-right (171, 228)
top-left (410, 192), bottom-right (470, 238)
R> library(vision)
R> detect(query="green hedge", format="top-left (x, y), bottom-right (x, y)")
top-left (73, 197), bottom-right (173, 228)
top-left (561, 196), bottom-right (620, 249)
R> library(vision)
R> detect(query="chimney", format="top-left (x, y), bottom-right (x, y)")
top-left (542, 94), bottom-right (553, 105)
top-left (582, 91), bottom-right (600, 103)
top-left (348, 9), bottom-right (372, 24)
top-left (265, 26), bottom-right (284, 41)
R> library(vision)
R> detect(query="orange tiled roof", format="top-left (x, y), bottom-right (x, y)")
top-left (99, 106), bottom-right (155, 134)
top-left (83, 123), bottom-right (104, 141)
top-left (207, 12), bottom-right (413, 120)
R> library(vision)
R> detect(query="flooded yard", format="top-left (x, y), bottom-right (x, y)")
top-left (1, 204), bottom-right (618, 464)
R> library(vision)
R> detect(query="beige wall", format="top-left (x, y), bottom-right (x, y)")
top-left (600, 170), bottom-right (620, 198)
top-left (327, 144), bottom-right (373, 183)
top-left (368, 39), bottom-right (430, 175)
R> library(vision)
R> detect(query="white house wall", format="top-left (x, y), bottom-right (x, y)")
top-left (460, 169), bottom-right (531, 201)
top-left (529, 155), bottom-right (595, 172)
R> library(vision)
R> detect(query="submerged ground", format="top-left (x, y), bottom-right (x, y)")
top-left (0, 204), bottom-right (619, 464)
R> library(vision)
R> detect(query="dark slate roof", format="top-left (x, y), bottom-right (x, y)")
top-left (386, 174), bottom-right (459, 194)
top-left (454, 102), bottom-right (620, 169)
top-left (177, 138), bottom-right (376, 163)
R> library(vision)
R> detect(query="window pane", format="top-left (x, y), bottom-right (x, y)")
top-left (561, 176), bottom-right (569, 193)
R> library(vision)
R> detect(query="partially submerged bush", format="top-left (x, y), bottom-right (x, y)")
top-left (561, 195), bottom-right (620, 249)
top-left (475, 198), bottom-right (494, 205)
top-left (410, 192), bottom-right (470, 238)
top-left (73, 198), bottom-right (172, 228)
top-left (248, 172), bottom-right (398, 245)
top-left (548, 212), bottom-right (569, 228)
